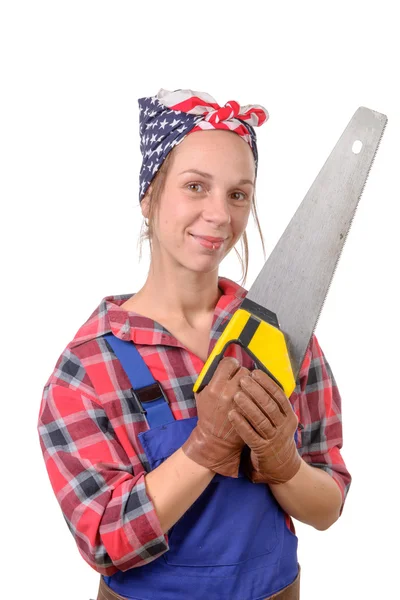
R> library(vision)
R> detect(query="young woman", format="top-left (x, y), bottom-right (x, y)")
top-left (38, 89), bottom-right (351, 600)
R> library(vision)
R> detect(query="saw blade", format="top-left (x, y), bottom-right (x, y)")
top-left (246, 106), bottom-right (387, 378)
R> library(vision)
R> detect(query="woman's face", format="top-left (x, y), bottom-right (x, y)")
top-left (144, 129), bottom-right (256, 275)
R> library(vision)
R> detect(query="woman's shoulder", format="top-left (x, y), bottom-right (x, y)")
top-left (218, 276), bottom-right (248, 299)
top-left (44, 293), bottom-right (135, 393)
top-left (68, 292), bottom-right (134, 349)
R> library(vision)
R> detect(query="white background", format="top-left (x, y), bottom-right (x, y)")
top-left (1, 1), bottom-right (399, 598)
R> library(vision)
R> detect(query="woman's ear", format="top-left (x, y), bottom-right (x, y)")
top-left (141, 186), bottom-right (152, 219)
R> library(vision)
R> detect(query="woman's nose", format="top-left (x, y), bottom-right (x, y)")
top-left (202, 193), bottom-right (231, 226)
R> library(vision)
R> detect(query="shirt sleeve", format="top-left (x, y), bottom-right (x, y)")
top-left (38, 358), bottom-right (169, 575)
top-left (291, 335), bottom-right (352, 508)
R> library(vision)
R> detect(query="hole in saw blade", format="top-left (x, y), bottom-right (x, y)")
top-left (352, 140), bottom-right (363, 154)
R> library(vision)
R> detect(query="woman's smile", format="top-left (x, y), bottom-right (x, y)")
top-left (188, 233), bottom-right (227, 250)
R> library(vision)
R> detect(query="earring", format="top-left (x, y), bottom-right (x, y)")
top-left (144, 218), bottom-right (149, 227)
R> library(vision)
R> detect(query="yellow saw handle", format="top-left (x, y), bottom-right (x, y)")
top-left (193, 306), bottom-right (296, 398)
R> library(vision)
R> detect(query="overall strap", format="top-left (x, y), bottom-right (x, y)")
top-left (103, 333), bottom-right (175, 428)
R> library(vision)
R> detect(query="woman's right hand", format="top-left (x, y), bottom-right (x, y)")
top-left (182, 357), bottom-right (250, 478)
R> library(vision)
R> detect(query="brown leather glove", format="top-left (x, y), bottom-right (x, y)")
top-left (228, 369), bottom-right (302, 484)
top-left (182, 357), bottom-right (250, 478)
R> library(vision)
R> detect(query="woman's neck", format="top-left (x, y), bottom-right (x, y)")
top-left (123, 259), bottom-right (222, 327)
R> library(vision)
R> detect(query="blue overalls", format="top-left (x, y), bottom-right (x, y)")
top-left (102, 334), bottom-right (299, 600)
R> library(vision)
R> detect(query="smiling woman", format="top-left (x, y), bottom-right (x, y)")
top-left (139, 134), bottom-right (265, 283)
top-left (38, 88), bottom-right (350, 600)
top-left (140, 130), bottom-right (255, 274)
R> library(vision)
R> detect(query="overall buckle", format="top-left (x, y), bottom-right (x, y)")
top-left (130, 382), bottom-right (169, 415)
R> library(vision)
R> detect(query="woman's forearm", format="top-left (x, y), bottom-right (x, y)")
top-left (146, 450), bottom-right (343, 535)
top-left (269, 459), bottom-right (343, 530)
top-left (145, 448), bottom-right (215, 533)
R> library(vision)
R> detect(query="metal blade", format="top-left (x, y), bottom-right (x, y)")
top-left (246, 106), bottom-right (387, 379)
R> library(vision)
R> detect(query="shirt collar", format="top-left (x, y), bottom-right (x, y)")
top-left (69, 277), bottom-right (247, 349)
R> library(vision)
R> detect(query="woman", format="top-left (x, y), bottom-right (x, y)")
top-left (38, 89), bottom-right (351, 600)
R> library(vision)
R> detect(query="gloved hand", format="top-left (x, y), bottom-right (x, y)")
top-left (182, 357), bottom-right (250, 478)
top-left (228, 369), bottom-right (302, 484)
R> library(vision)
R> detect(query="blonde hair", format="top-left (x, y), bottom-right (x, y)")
top-left (139, 150), bottom-right (265, 285)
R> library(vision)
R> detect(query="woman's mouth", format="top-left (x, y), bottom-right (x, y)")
top-left (189, 234), bottom-right (226, 250)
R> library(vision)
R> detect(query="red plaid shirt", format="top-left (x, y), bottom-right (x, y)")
top-left (38, 277), bottom-right (351, 575)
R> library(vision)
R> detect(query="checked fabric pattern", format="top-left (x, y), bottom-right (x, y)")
top-left (138, 88), bottom-right (269, 202)
top-left (38, 278), bottom-right (351, 575)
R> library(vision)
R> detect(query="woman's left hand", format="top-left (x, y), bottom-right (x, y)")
top-left (228, 369), bottom-right (302, 484)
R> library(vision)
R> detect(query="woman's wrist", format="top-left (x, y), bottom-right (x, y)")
top-left (269, 459), bottom-right (343, 530)
top-left (145, 448), bottom-right (215, 533)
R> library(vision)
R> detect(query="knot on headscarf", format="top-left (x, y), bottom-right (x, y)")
top-left (204, 100), bottom-right (241, 125)
top-left (137, 88), bottom-right (269, 202)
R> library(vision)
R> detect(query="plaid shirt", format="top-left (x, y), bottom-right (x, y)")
top-left (38, 277), bottom-right (351, 576)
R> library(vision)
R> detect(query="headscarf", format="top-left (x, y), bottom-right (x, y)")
top-left (138, 88), bottom-right (269, 202)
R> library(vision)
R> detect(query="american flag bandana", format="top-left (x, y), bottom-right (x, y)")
top-left (138, 88), bottom-right (269, 202)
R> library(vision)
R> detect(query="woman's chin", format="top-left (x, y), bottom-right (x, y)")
top-left (177, 255), bottom-right (221, 274)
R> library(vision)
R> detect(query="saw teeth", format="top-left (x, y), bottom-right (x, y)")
top-left (310, 110), bottom-right (388, 346)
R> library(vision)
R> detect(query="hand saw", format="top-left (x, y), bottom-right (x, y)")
top-left (193, 107), bottom-right (387, 396)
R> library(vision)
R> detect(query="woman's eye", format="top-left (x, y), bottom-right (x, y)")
top-left (187, 183), bottom-right (203, 193)
top-left (231, 191), bottom-right (247, 202)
